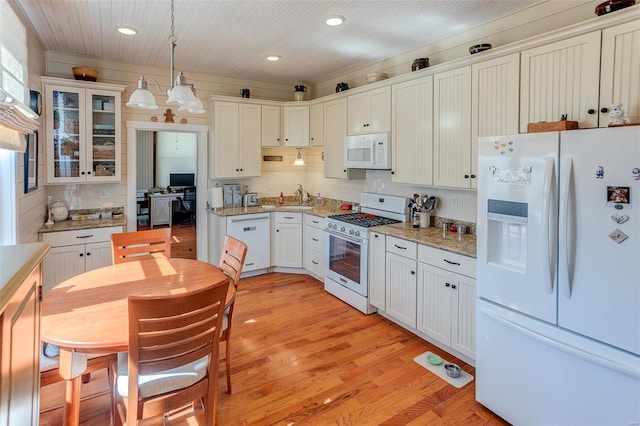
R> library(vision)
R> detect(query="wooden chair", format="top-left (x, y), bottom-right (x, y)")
top-left (111, 282), bottom-right (229, 425)
top-left (111, 228), bottom-right (171, 264)
top-left (40, 343), bottom-right (116, 387)
top-left (218, 235), bottom-right (248, 394)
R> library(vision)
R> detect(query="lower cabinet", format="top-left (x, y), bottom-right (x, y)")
top-left (385, 236), bottom-right (417, 328)
top-left (40, 226), bottom-right (122, 295)
top-left (303, 214), bottom-right (325, 279)
top-left (226, 213), bottom-right (271, 273)
top-left (150, 194), bottom-right (177, 228)
top-left (273, 212), bottom-right (303, 267)
top-left (417, 245), bottom-right (476, 360)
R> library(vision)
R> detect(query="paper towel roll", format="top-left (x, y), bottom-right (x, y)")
top-left (211, 187), bottom-right (224, 209)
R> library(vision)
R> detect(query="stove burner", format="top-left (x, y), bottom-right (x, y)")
top-left (328, 213), bottom-right (400, 228)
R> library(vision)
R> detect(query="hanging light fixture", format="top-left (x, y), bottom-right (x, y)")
top-left (126, 0), bottom-right (203, 113)
top-left (293, 148), bottom-right (305, 166)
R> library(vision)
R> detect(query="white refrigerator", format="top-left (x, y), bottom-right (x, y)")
top-left (476, 127), bottom-right (640, 425)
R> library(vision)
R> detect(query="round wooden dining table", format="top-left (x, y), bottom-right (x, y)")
top-left (40, 254), bottom-right (233, 426)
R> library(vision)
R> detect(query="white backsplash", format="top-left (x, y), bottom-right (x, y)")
top-left (46, 183), bottom-right (122, 211)
top-left (212, 169), bottom-right (477, 223)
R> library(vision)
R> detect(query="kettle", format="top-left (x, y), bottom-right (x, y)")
top-left (335, 82), bottom-right (349, 92)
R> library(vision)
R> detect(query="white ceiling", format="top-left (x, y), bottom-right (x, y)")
top-left (15, 0), bottom-right (547, 85)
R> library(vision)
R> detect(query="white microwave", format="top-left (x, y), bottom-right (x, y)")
top-left (344, 133), bottom-right (391, 170)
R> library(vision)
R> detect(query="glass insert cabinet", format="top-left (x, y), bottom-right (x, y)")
top-left (42, 76), bottom-right (125, 183)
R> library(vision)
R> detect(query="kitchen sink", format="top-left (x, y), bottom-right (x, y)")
top-left (278, 205), bottom-right (313, 210)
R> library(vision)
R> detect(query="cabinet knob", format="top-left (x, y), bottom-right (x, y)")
top-left (588, 109), bottom-right (596, 114)
top-left (240, 168), bottom-right (243, 172)
top-left (276, 229), bottom-right (279, 232)
top-left (86, 252), bottom-right (91, 256)
top-left (445, 282), bottom-right (450, 287)
top-left (285, 138), bottom-right (289, 141)
top-left (236, 168), bottom-right (239, 172)
top-left (81, 171), bottom-right (85, 175)
top-left (600, 107), bottom-right (609, 113)
top-left (79, 253), bottom-right (84, 257)
top-left (311, 137), bottom-right (314, 141)
top-left (277, 138), bottom-right (280, 141)
top-left (343, 169), bottom-right (347, 173)
top-left (451, 284), bottom-right (457, 289)
top-left (410, 270), bottom-right (415, 275)
top-left (374, 234), bottom-right (378, 238)
top-left (470, 174), bottom-right (476, 179)
top-left (391, 171), bottom-right (395, 175)
top-left (87, 171), bottom-right (91, 175)
top-left (464, 174), bottom-right (470, 179)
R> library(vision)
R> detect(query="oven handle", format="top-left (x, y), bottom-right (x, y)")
top-left (324, 228), bottom-right (363, 244)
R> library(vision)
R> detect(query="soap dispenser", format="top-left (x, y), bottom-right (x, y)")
top-left (279, 192), bottom-right (284, 204)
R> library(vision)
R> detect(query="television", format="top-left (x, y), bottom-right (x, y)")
top-left (169, 173), bottom-right (195, 188)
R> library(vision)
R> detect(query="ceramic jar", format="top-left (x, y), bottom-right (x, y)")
top-left (50, 200), bottom-right (69, 222)
top-left (294, 85), bottom-right (307, 101)
top-left (411, 58), bottom-right (430, 71)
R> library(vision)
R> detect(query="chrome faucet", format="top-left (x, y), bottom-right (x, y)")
top-left (295, 184), bottom-right (304, 205)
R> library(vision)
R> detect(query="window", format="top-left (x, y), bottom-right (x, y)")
top-left (0, 0), bottom-right (27, 103)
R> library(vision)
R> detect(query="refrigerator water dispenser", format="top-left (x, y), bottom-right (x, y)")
top-left (486, 200), bottom-right (528, 273)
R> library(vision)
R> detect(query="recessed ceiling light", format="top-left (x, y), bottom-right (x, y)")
top-left (326, 15), bottom-right (345, 26)
top-left (266, 55), bottom-right (281, 62)
top-left (117, 26), bottom-right (138, 35)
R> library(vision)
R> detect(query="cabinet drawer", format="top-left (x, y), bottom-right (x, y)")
top-left (275, 212), bottom-right (302, 223)
top-left (418, 244), bottom-right (476, 278)
top-left (304, 213), bottom-right (324, 229)
top-left (41, 226), bottom-right (122, 247)
top-left (304, 247), bottom-right (325, 278)
top-left (304, 225), bottom-right (324, 252)
top-left (386, 236), bottom-right (417, 259)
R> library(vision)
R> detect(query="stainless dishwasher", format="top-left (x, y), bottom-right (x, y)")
top-left (226, 213), bottom-right (270, 273)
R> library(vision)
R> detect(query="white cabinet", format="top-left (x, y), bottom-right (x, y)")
top-left (210, 101), bottom-right (261, 178)
top-left (42, 77), bottom-right (125, 184)
top-left (323, 98), bottom-right (365, 180)
top-left (347, 86), bottom-right (391, 135)
top-left (520, 31), bottom-right (601, 131)
top-left (40, 226), bottom-right (122, 295)
top-left (471, 53), bottom-right (520, 189)
top-left (417, 245), bottom-right (476, 360)
top-left (149, 194), bottom-right (178, 228)
top-left (432, 66), bottom-right (472, 188)
top-left (273, 212), bottom-right (303, 267)
top-left (303, 214), bottom-right (325, 279)
top-left (600, 20), bottom-right (640, 126)
top-left (261, 104), bottom-right (281, 146)
top-left (309, 103), bottom-right (324, 146)
top-left (368, 231), bottom-right (386, 311)
top-left (283, 105), bottom-right (310, 147)
top-left (226, 213), bottom-right (270, 273)
top-left (391, 75), bottom-right (433, 185)
top-left (385, 236), bottom-right (417, 327)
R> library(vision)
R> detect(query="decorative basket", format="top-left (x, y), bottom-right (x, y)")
top-left (527, 121), bottom-right (579, 133)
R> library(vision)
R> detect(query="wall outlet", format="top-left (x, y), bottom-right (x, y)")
top-left (100, 189), bottom-right (111, 199)
top-left (450, 196), bottom-right (458, 208)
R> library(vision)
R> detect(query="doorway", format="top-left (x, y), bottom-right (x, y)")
top-left (126, 121), bottom-right (208, 262)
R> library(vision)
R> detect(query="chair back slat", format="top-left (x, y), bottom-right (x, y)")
top-left (111, 228), bottom-right (172, 264)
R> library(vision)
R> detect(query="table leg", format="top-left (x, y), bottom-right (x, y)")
top-left (59, 349), bottom-right (88, 426)
top-left (63, 375), bottom-right (82, 426)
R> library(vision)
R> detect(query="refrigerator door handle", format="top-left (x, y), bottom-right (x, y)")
top-left (559, 156), bottom-right (573, 299)
top-left (480, 303), bottom-right (640, 380)
top-left (541, 156), bottom-right (554, 294)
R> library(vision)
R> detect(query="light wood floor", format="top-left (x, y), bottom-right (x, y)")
top-left (39, 273), bottom-right (509, 425)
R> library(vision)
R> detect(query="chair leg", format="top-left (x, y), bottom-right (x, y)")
top-left (225, 338), bottom-right (232, 394)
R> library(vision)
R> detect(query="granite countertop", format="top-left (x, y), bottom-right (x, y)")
top-left (207, 204), bottom-right (350, 218)
top-left (370, 222), bottom-right (477, 258)
top-left (38, 215), bottom-right (126, 233)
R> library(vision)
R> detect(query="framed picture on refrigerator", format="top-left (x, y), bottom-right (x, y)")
top-left (24, 130), bottom-right (38, 193)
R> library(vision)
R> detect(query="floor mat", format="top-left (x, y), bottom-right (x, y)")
top-left (413, 351), bottom-right (474, 388)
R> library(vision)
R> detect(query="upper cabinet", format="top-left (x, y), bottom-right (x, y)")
top-left (309, 103), bottom-right (324, 146)
top-left (323, 98), bottom-right (365, 180)
top-left (520, 31), bottom-right (601, 131)
top-left (599, 19), bottom-right (640, 126)
top-left (283, 105), bottom-right (310, 146)
top-left (261, 104), bottom-right (281, 146)
top-left (471, 53), bottom-right (520, 189)
top-left (432, 66), bottom-right (472, 188)
top-left (42, 77), bottom-right (125, 184)
top-left (210, 100), bottom-right (261, 178)
top-left (391, 75), bottom-right (434, 185)
top-left (347, 86), bottom-right (391, 135)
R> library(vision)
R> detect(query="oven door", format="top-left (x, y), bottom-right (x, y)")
top-left (325, 229), bottom-right (368, 296)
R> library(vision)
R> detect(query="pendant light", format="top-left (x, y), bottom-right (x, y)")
top-left (293, 148), bottom-right (305, 166)
top-left (126, 0), bottom-right (203, 113)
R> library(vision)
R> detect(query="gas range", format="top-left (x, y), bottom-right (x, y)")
top-left (326, 213), bottom-right (401, 238)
